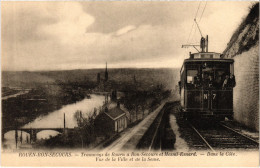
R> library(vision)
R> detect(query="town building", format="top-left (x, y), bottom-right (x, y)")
top-left (94, 102), bottom-right (127, 137)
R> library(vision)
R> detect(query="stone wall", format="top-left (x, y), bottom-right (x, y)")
top-left (223, 3), bottom-right (259, 131)
top-left (232, 45), bottom-right (259, 131)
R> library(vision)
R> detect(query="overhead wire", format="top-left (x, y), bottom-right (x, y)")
top-left (190, 1), bottom-right (207, 44)
top-left (186, 23), bottom-right (195, 44)
top-left (194, 1), bottom-right (201, 19)
top-left (199, 2), bottom-right (207, 22)
top-left (186, 2), bottom-right (201, 44)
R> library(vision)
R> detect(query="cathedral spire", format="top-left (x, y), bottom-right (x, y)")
top-left (105, 62), bottom-right (108, 81)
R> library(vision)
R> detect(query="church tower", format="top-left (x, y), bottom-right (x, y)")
top-left (105, 62), bottom-right (108, 81)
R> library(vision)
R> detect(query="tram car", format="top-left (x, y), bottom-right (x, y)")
top-left (179, 52), bottom-right (235, 120)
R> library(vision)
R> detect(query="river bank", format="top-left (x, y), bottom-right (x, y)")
top-left (2, 85), bottom-right (86, 130)
top-left (3, 94), bottom-right (105, 150)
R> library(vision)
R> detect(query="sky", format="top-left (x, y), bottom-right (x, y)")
top-left (1, 1), bottom-right (255, 71)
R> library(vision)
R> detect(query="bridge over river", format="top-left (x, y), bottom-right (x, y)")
top-left (2, 94), bottom-right (106, 149)
top-left (2, 113), bottom-right (74, 144)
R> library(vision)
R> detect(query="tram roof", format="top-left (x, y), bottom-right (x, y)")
top-left (180, 52), bottom-right (234, 72)
top-left (183, 59), bottom-right (234, 63)
top-left (184, 52), bottom-right (234, 63)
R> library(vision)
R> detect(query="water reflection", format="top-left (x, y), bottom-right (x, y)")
top-left (3, 94), bottom-right (105, 149)
top-left (3, 130), bottom-right (30, 149)
top-left (23, 94), bottom-right (105, 128)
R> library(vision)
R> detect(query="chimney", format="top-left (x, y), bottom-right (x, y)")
top-left (117, 102), bottom-right (120, 108)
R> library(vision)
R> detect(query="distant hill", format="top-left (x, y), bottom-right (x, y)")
top-left (2, 71), bottom-right (56, 88)
top-left (2, 68), bottom-right (180, 90)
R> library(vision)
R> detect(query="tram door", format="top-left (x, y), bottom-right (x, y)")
top-left (202, 69), bottom-right (214, 111)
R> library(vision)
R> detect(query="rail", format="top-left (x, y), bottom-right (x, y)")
top-left (189, 123), bottom-right (215, 152)
top-left (219, 123), bottom-right (259, 145)
top-left (189, 122), bottom-right (258, 151)
top-left (149, 106), bottom-right (166, 150)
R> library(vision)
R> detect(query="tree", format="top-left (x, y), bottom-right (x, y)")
top-left (141, 104), bottom-right (146, 119)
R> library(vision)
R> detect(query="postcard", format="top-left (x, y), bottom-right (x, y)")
top-left (1, 1), bottom-right (259, 167)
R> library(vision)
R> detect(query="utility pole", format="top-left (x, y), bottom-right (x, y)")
top-left (20, 130), bottom-right (23, 144)
top-left (15, 129), bottom-right (18, 149)
top-left (15, 120), bottom-right (18, 148)
top-left (64, 113), bottom-right (66, 130)
top-left (206, 35), bottom-right (208, 52)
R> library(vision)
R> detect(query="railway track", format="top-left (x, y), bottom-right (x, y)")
top-left (137, 102), bottom-right (177, 150)
top-left (190, 122), bottom-right (259, 151)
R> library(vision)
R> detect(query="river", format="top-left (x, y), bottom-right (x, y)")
top-left (2, 90), bottom-right (30, 100)
top-left (3, 94), bottom-right (105, 150)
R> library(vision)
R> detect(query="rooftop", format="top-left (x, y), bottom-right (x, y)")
top-left (105, 107), bottom-right (125, 120)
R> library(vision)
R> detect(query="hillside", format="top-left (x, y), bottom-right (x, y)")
top-left (223, 2), bottom-right (259, 57)
top-left (2, 71), bottom-right (56, 88)
top-left (2, 68), bottom-right (180, 91)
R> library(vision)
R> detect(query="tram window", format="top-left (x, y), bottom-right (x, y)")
top-left (187, 76), bottom-right (193, 83)
top-left (187, 70), bottom-right (198, 84)
top-left (215, 70), bottom-right (225, 84)
top-left (203, 64), bottom-right (229, 88)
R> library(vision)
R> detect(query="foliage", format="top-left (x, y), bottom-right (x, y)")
top-left (223, 2), bottom-right (259, 56)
